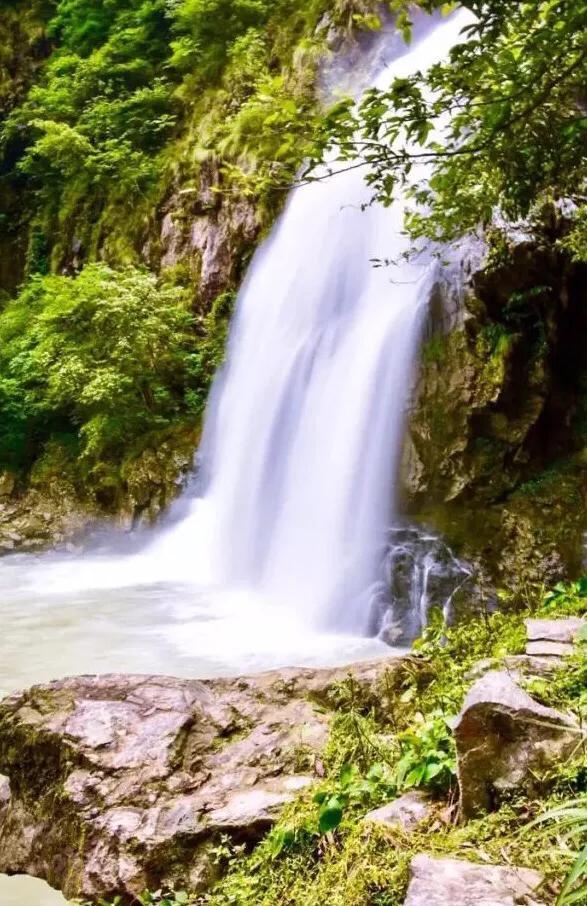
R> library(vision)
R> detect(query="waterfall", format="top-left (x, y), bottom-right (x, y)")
top-left (145, 10), bottom-right (473, 633)
top-left (0, 11), bottom-right (476, 692)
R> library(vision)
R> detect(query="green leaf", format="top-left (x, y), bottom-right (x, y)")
top-left (558, 843), bottom-right (587, 906)
top-left (318, 796), bottom-right (344, 834)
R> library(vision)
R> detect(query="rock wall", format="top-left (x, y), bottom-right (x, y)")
top-left (0, 428), bottom-right (198, 553)
top-left (403, 214), bottom-right (587, 590)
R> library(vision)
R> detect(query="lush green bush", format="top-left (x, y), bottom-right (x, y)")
top-left (0, 263), bottom-right (197, 483)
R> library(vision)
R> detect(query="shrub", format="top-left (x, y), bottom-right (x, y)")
top-left (0, 264), bottom-right (197, 480)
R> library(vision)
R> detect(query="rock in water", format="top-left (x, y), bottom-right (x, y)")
top-left (454, 670), bottom-right (581, 817)
top-left (404, 854), bottom-right (544, 906)
top-left (0, 659), bottom-right (403, 903)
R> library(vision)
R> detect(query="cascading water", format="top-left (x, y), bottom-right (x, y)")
top-left (0, 10), bottom-right (475, 697)
top-left (146, 9), bottom-right (473, 631)
top-left (149, 166), bottom-right (435, 633)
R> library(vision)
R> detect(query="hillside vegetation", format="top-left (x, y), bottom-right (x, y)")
top-left (0, 0), bottom-right (343, 504)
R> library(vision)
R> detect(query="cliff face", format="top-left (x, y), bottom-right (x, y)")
top-left (403, 212), bottom-right (587, 590)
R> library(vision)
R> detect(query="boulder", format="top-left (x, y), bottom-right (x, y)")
top-left (526, 618), bottom-right (586, 645)
top-left (404, 854), bottom-right (544, 906)
top-left (454, 670), bottom-right (581, 817)
top-left (364, 791), bottom-right (432, 834)
top-left (0, 658), bottom-right (405, 903)
top-left (503, 655), bottom-right (565, 678)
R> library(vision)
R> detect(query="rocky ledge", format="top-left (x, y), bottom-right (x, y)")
top-left (0, 657), bottom-right (406, 903)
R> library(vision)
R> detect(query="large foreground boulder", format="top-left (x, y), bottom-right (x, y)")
top-left (455, 670), bottom-right (581, 817)
top-left (404, 854), bottom-right (544, 906)
top-left (0, 658), bottom-right (404, 903)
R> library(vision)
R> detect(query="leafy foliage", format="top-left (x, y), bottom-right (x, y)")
top-left (541, 579), bottom-right (587, 618)
top-left (394, 710), bottom-right (456, 793)
top-left (0, 0), bottom-right (332, 269)
top-left (529, 798), bottom-right (587, 906)
top-left (0, 264), bottom-right (196, 488)
top-left (309, 1), bottom-right (587, 257)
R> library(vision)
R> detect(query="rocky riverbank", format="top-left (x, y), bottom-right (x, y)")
top-left (0, 657), bottom-right (409, 902)
top-left (1, 596), bottom-right (586, 906)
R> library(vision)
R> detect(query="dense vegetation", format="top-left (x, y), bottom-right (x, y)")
top-left (312, 1), bottom-right (587, 253)
top-left (0, 0), bottom-right (336, 502)
top-left (0, 265), bottom-right (195, 483)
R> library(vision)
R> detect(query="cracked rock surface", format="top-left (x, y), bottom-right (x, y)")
top-left (455, 670), bottom-right (581, 817)
top-left (404, 854), bottom-right (544, 906)
top-left (0, 659), bottom-right (404, 903)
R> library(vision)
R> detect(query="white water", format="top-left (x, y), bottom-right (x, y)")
top-left (1, 12), bottom-right (472, 903)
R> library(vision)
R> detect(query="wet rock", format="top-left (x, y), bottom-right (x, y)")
top-left (0, 657), bottom-right (406, 903)
top-left (455, 670), bottom-right (581, 817)
top-left (526, 618), bottom-right (586, 645)
top-left (404, 854), bottom-right (544, 906)
top-left (373, 525), bottom-right (475, 644)
top-left (364, 791), bottom-right (432, 834)
top-left (0, 479), bottom-right (100, 554)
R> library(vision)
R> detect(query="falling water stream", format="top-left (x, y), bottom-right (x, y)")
top-left (0, 10), bottom-right (473, 903)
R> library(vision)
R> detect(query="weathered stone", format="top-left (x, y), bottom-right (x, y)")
top-left (364, 791), bottom-right (432, 834)
top-left (526, 618), bottom-right (586, 644)
top-left (526, 641), bottom-right (574, 658)
top-left (404, 854), bottom-right (544, 906)
top-left (503, 655), bottom-right (565, 678)
top-left (455, 670), bottom-right (581, 817)
top-left (0, 657), bottom-right (406, 904)
top-left (402, 220), bottom-right (587, 592)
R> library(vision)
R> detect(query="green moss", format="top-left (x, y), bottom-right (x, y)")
top-left (420, 333), bottom-right (447, 365)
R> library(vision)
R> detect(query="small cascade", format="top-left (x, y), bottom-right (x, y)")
top-left (369, 526), bottom-right (475, 645)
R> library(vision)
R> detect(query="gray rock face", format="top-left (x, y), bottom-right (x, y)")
top-left (526, 641), bottom-right (575, 658)
top-left (404, 854), bottom-right (544, 906)
top-left (526, 618), bottom-right (586, 645)
top-left (503, 655), bottom-right (564, 678)
top-left (0, 658), bottom-right (404, 903)
top-left (455, 670), bottom-right (581, 817)
top-left (364, 791), bottom-right (432, 834)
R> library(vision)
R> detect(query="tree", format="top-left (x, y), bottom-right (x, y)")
top-left (0, 264), bottom-right (196, 473)
top-left (307, 0), bottom-right (587, 256)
